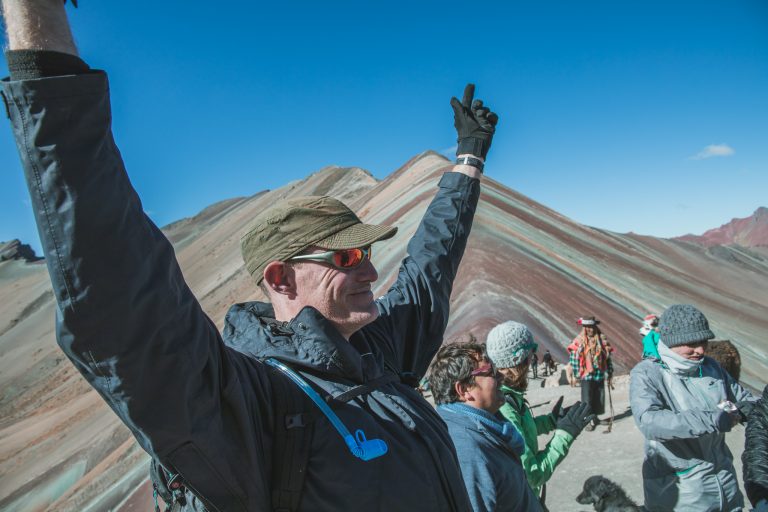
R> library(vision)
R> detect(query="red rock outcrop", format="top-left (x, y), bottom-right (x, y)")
top-left (676, 207), bottom-right (768, 247)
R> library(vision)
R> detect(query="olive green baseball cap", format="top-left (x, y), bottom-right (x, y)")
top-left (241, 195), bottom-right (397, 284)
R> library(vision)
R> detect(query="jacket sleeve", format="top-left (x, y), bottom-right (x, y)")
top-left (723, 367), bottom-right (757, 404)
top-left (1, 73), bottom-right (269, 470)
top-left (462, 456), bottom-right (500, 512)
top-left (499, 402), bottom-right (573, 490)
top-left (522, 430), bottom-right (573, 490)
top-left (534, 413), bottom-right (556, 435)
top-left (371, 172), bottom-right (480, 378)
top-left (630, 364), bottom-right (731, 440)
top-left (744, 386), bottom-right (768, 507)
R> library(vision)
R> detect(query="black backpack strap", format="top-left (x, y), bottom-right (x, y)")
top-left (328, 373), bottom-right (399, 403)
top-left (269, 366), bottom-right (315, 512)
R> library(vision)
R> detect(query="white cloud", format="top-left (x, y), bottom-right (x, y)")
top-left (440, 145), bottom-right (458, 158)
top-left (690, 144), bottom-right (735, 160)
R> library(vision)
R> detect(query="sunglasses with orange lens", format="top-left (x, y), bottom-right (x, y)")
top-left (470, 362), bottom-right (499, 378)
top-left (288, 246), bottom-right (372, 270)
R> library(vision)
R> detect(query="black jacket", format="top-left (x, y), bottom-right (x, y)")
top-left (744, 385), bottom-right (768, 507)
top-left (2, 71), bottom-right (478, 511)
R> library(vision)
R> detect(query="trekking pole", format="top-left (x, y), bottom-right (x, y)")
top-left (604, 379), bottom-right (615, 434)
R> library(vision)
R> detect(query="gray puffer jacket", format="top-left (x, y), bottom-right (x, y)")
top-left (630, 356), bottom-right (756, 512)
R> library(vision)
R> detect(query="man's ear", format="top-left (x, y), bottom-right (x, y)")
top-left (454, 381), bottom-right (472, 403)
top-left (263, 261), bottom-right (296, 296)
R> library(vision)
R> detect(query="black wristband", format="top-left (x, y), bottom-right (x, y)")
top-left (6, 50), bottom-right (90, 81)
top-left (455, 156), bottom-right (484, 172)
top-left (457, 137), bottom-right (487, 160)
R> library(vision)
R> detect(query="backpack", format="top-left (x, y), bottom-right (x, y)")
top-left (150, 364), bottom-right (315, 512)
top-left (150, 358), bottom-right (404, 511)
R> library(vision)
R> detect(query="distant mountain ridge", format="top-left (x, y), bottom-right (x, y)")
top-left (676, 207), bottom-right (768, 247)
top-left (1, 152), bottom-right (767, 511)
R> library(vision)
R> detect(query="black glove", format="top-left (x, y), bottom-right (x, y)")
top-left (450, 84), bottom-right (499, 160)
top-left (556, 401), bottom-right (595, 438)
top-left (736, 400), bottom-right (756, 423)
top-left (551, 396), bottom-right (564, 419)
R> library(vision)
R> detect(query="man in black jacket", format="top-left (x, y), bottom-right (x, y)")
top-left (1, 1), bottom-right (498, 511)
top-left (744, 385), bottom-right (768, 511)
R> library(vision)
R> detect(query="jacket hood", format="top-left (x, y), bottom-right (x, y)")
top-left (222, 300), bottom-right (377, 382)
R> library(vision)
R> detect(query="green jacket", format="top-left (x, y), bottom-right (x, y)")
top-left (642, 330), bottom-right (660, 360)
top-left (498, 385), bottom-right (574, 495)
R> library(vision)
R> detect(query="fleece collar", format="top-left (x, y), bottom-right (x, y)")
top-left (438, 402), bottom-right (526, 456)
top-left (221, 301), bottom-right (383, 383)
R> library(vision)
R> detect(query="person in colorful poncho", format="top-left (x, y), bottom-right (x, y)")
top-left (569, 316), bottom-right (613, 431)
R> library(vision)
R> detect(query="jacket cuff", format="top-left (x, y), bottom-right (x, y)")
top-left (6, 49), bottom-right (90, 81)
top-left (553, 428), bottom-right (575, 443)
top-left (439, 170), bottom-right (479, 190)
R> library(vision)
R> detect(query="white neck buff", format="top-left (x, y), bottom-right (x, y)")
top-left (657, 339), bottom-right (703, 376)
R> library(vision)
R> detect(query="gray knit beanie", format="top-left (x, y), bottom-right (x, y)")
top-left (658, 304), bottom-right (715, 347)
top-left (486, 321), bottom-right (538, 369)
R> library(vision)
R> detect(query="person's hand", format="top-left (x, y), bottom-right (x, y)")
top-left (728, 410), bottom-right (742, 428)
top-left (555, 401), bottom-right (595, 438)
top-left (551, 395), bottom-right (564, 419)
top-left (450, 84), bottom-right (499, 160)
top-left (735, 400), bottom-right (756, 423)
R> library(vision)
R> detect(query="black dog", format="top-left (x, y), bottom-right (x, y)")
top-left (576, 475), bottom-right (642, 511)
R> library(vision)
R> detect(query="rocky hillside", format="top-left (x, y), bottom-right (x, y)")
top-left (0, 239), bottom-right (41, 263)
top-left (1, 152), bottom-right (766, 510)
top-left (676, 206), bottom-right (768, 248)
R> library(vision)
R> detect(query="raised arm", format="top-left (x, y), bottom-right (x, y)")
top-left (2, 0), bottom-right (77, 54)
top-left (368, 84), bottom-right (498, 379)
top-left (1, 1), bottom-right (245, 465)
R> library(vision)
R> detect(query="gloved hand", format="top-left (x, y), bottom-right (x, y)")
top-left (551, 396), bottom-right (564, 419)
top-left (556, 401), bottom-right (595, 439)
top-left (450, 84), bottom-right (499, 160)
top-left (736, 400), bottom-right (756, 423)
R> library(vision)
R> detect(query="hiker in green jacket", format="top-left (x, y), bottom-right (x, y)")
top-left (640, 313), bottom-right (661, 360)
top-left (486, 321), bottom-right (594, 506)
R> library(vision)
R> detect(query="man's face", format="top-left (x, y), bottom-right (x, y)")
top-left (670, 341), bottom-right (708, 361)
top-left (291, 248), bottom-right (379, 339)
top-left (462, 359), bottom-right (505, 413)
top-left (584, 325), bottom-right (596, 336)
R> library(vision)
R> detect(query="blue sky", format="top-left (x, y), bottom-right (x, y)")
top-left (2, 0), bottom-right (767, 254)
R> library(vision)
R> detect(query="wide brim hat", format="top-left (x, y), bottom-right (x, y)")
top-left (241, 195), bottom-right (397, 284)
top-left (578, 316), bottom-right (600, 326)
